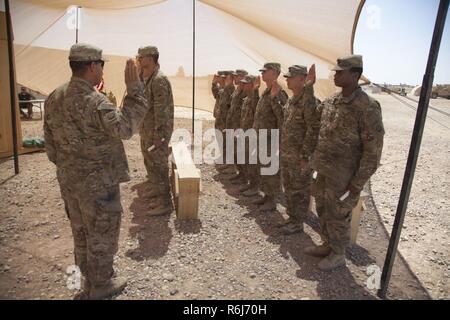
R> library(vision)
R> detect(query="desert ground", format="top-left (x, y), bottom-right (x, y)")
top-left (0, 93), bottom-right (448, 300)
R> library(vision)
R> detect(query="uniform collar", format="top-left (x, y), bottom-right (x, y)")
top-left (70, 76), bottom-right (95, 92)
top-left (336, 86), bottom-right (362, 104)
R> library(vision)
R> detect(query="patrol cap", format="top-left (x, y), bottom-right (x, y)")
top-left (240, 75), bottom-right (256, 84)
top-left (137, 46), bottom-right (159, 57)
top-left (69, 43), bottom-right (106, 62)
top-left (232, 69), bottom-right (248, 77)
top-left (284, 65), bottom-right (308, 78)
top-left (332, 55), bottom-right (363, 71)
top-left (220, 70), bottom-right (234, 78)
top-left (259, 62), bottom-right (281, 73)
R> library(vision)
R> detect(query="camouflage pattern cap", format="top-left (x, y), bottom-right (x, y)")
top-left (232, 69), bottom-right (249, 77)
top-left (259, 62), bottom-right (281, 73)
top-left (69, 43), bottom-right (105, 62)
top-left (332, 55), bottom-right (363, 71)
top-left (284, 65), bottom-right (308, 78)
top-left (137, 46), bottom-right (159, 57)
top-left (240, 75), bottom-right (256, 84)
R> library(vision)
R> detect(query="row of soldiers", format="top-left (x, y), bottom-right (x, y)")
top-left (212, 56), bottom-right (384, 271)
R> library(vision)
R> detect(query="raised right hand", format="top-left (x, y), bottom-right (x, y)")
top-left (254, 76), bottom-right (261, 90)
top-left (125, 59), bottom-right (139, 86)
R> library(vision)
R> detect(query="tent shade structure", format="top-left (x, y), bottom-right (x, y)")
top-left (8, 0), bottom-right (365, 113)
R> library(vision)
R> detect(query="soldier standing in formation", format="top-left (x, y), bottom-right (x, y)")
top-left (251, 63), bottom-right (288, 212)
top-left (44, 43), bottom-right (149, 299)
top-left (226, 69), bottom-right (249, 182)
top-left (304, 55), bottom-right (384, 271)
top-left (136, 46), bottom-right (175, 216)
top-left (273, 64), bottom-right (320, 235)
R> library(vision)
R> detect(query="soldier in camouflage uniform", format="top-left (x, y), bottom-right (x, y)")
top-left (137, 46), bottom-right (175, 216)
top-left (274, 65), bottom-right (319, 235)
top-left (251, 63), bottom-right (288, 212)
top-left (304, 55), bottom-right (384, 271)
top-left (44, 44), bottom-right (148, 299)
top-left (215, 71), bottom-right (235, 173)
top-left (212, 71), bottom-right (226, 130)
top-left (238, 75), bottom-right (260, 196)
top-left (226, 69), bottom-right (248, 182)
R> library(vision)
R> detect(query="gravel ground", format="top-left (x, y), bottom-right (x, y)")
top-left (0, 95), bottom-right (448, 300)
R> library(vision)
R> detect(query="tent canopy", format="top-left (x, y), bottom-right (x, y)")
top-left (8, 0), bottom-right (365, 111)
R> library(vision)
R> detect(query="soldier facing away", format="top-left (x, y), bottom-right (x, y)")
top-left (44, 43), bottom-right (149, 299)
top-left (136, 46), bottom-right (175, 216)
top-left (305, 55), bottom-right (385, 271)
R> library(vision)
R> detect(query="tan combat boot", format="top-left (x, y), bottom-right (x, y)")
top-left (74, 277), bottom-right (91, 300)
top-left (89, 277), bottom-right (127, 300)
top-left (148, 200), bottom-right (173, 216)
top-left (259, 198), bottom-right (276, 212)
top-left (318, 252), bottom-right (346, 271)
top-left (281, 222), bottom-right (304, 235)
top-left (303, 244), bottom-right (332, 257)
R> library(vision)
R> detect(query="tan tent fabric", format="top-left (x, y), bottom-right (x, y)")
top-left (9, 0), bottom-right (365, 112)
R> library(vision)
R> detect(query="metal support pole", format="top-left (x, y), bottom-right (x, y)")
top-left (192, 0), bottom-right (196, 135)
top-left (5, 0), bottom-right (19, 174)
top-left (378, 0), bottom-right (449, 299)
top-left (75, 6), bottom-right (79, 43)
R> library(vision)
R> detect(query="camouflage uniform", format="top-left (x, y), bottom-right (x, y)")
top-left (216, 71), bottom-right (235, 163)
top-left (212, 71), bottom-right (225, 130)
top-left (227, 69), bottom-right (248, 174)
top-left (239, 75), bottom-right (260, 187)
top-left (44, 44), bottom-right (148, 288)
top-left (278, 66), bottom-right (319, 224)
top-left (311, 56), bottom-right (384, 256)
top-left (253, 63), bottom-right (288, 200)
top-left (138, 46), bottom-right (174, 204)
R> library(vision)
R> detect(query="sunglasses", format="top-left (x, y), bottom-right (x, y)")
top-left (92, 60), bottom-right (105, 68)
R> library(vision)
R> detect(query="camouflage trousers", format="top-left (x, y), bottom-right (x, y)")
top-left (60, 183), bottom-right (122, 287)
top-left (140, 137), bottom-right (171, 202)
top-left (281, 155), bottom-right (313, 223)
top-left (241, 136), bottom-right (259, 187)
top-left (257, 135), bottom-right (280, 199)
top-left (312, 173), bottom-right (360, 255)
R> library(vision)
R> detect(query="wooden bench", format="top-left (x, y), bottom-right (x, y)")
top-left (171, 141), bottom-right (201, 220)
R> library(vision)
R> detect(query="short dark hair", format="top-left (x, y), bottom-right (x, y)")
top-left (350, 67), bottom-right (363, 79)
top-left (69, 61), bottom-right (91, 73)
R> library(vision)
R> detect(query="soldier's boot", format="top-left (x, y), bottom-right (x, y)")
top-left (281, 222), bottom-right (304, 235)
top-left (243, 187), bottom-right (259, 197)
top-left (276, 217), bottom-right (296, 228)
top-left (221, 167), bottom-right (236, 175)
top-left (89, 277), bottom-right (127, 300)
top-left (238, 184), bottom-right (251, 192)
top-left (318, 252), bottom-right (346, 271)
top-left (304, 244), bottom-right (332, 257)
top-left (74, 277), bottom-right (91, 300)
top-left (251, 194), bottom-right (267, 205)
top-left (148, 200), bottom-right (173, 217)
top-left (259, 198), bottom-right (276, 212)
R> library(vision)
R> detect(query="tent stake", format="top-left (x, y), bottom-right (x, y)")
top-left (5, 0), bottom-right (19, 174)
top-left (192, 0), bottom-right (196, 135)
top-left (377, 0), bottom-right (449, 299)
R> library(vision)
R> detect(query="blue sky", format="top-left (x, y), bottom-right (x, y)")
top-left (354, 0), bottom-right (450, 85)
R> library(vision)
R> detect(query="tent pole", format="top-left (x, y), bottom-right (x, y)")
top-left (377, 0), bottom-right (449, 299)
top-left (5, 0), bottom-right (19, 174)
top-left (75, 6), bottom-right (79, 43)
top-left (192, 0), bottom-right (196, 136)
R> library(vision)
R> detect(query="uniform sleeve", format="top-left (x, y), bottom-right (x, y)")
top-left (271, 90), bottom-right (288, 129)
top-left (350, 100), bottom-right (385, 191)
top-left (300, 86), bottom-right (320, 160)
top-left (211, 83), bottom-right (220, 100)
top-left (152, 76), bottom-right (174, 140)
top-left (43, 93), bottom-right (57, 164)
top-left (302, 84), bottom-right (323, 157)
top-left (94, 81), bottom-right (148, 140)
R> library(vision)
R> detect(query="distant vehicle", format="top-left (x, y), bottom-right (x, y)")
top-left (431, 84), bottom-right (450, 99)
top-left (399, 88), bottom-right (407, 97)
